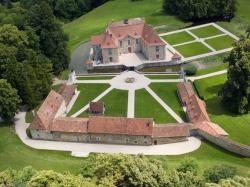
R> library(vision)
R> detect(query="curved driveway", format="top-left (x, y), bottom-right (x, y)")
top-left (15, 112), bottom-right (201, 157)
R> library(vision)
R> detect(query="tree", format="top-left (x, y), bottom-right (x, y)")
top-left (0, 79), bottom-right (21, 120)
top-left (219, 38), bottom-right (250, 114)
top-left (246, 26), bottom-right (250, 38)
top-left (177, 157), bottom-right (199, 175)
top-left (204, 165), bottom-right (237, 183)
top-left (163, 0), bottom-right (236, 21)
top-left (25, 1), bottom-right (69, 74)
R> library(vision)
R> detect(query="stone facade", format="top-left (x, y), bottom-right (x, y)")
top-left (152, 137), bottom-right (188, 145)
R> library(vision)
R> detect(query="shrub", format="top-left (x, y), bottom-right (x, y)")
top-left (184, 64), bottom-right (197, 75)
top-left (26, 128), bottom-right (32, 138)
top-left (204, 165), bottom-right (237, 183)
top-left (177, 157), bottom-right (199, 175)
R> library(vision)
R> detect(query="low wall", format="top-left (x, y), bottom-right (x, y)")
top-left (135, 60), bottom-right (180, 71)
top-left (198, 130), bottom-right (250, 157)
top-left (153, 137), bottom-right (188, 145)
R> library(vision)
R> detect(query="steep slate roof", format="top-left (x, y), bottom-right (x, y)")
top-left (88, 116), bottom-right (154, 136)
top-left (193, 121), bottom-right (228, 137)
top-left (51, 117), bottom-right (88, 133)
top-left (91, 18), bottom-right (165, 48)
top-left (186, 95), bottom-right (210, 123)
top-left (153, 124), bottom-right (190, 138)
top-left (58, 84), bottom-right (76, 106)
top-left (29, 90), bottom-right (64, 130)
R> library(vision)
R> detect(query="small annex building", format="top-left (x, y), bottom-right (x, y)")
top-left (89, 101), bottom-right (105, 115)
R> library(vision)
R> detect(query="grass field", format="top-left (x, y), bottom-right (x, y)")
top-left (101, 89), bottom-right (128, 117)
top-left (77, 76), bottom-right (114, 80)
top-left (189, 25), bottom-right (223, 38)
top-left (161, 31), bottom-right (195, 45)
top-left (149, 83), bottom-right (186, 121)
top-left (67, 84), bottom-right (109, 116)
top-left (175, 42), bottom-right (212, 57)
top-left (205, 35), bottom-right (236, 51)
top-left (194, 63), bottom-right (228, 76)
top-left (145, 74), bottom-right (180, 79)
top-left (63, 0), bottom-right (188, 51)
top-left (194, 74), bottom-right (250, 145)
top-left (135, 89), bottom-right (176, 124)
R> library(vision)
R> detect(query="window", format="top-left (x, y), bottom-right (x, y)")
top-left (108, 48), bottom-right (112, 55)
top-left (136, 39), bottom-right (139, 44)
top-left (96, 137), bottom-right (101, 141)
top-left (156, 46), bottom-right (160, 52)
top-left (109, 57), bottom-right (113, 62)
top-left (128, 39), bottom-right (131, 45)
top-left (156, 54), bottom-right (159, 59)
top-left (120, 41), bottom-right (122, 47)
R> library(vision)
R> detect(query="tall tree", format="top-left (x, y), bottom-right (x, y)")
top-left (25, 1), bottom-right (70, 74)
top-left (219, 38), bottom-right (250, 114)
top-left (0, 79), bottom-right (21, 120)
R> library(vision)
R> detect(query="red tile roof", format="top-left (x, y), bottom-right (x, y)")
top-left (153, 124), bottom-right (190, 138)
top-left (89, 101), bottom-right (104, 114)
top-left (58, 84), bottom-right (76, 106)
top-left (29, 91), bottom-right (64, 130)
top-left (91, 18), bottom-right (165, 48)
top-left (51, 117), bottom-right (88, 133)
top-left (193, 121), bottom-right (228, 137)
top-left (88, 116), bottom-right (154, 136)
top-left (177, 82), bottom-right (195, 105)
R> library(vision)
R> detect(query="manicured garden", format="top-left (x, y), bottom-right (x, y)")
top-left (174, 42), bottom-right (212, 57)
top-left (194, 63), bottom-right (228, 76)
top-left (67, 84), bottom-right (109, 116)
top-left (189, 25), bottom-right (223, 38)
top-left (161, 31), bottom-right (195, 45)
top-left (135, 89), bottom-right (176, 124)
top-left (149, 83), bottom-right (186, 121)
top-left (77, 76), bottom-right (115, 80)
top-left (205, 35), bottom-right (236, 50)
top-left (194, 74), bottom-right (250, 145)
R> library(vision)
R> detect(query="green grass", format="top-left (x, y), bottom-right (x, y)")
top-left (205, 35), bottom-right (236, 51)
top-left (145, 74), bottom-right (180, 79)
top-left (149, 83), bottom-right (186, 121)
top-left (175, 42), bottom-right (212, 57)
top-left (189, 25), bottom-right (224, 38)
top-left (77, 76), bottom-right (114, 80)
top-left (67, 84), bottom-right (109, 116)
top-left (101, 89), bottom-right (128, 117)
top-left (0, 123), bottom-right (84, 173)
top-left (161, 31), bottom-right (195, 45)
top-left (194, 74), bottom-right (250, 145)
top-left (135, 89), bottom-right (176, 124)
top-left (63, 0), bottom-right (188, 51)
top-left (194, 63), bottom-right (228, 76)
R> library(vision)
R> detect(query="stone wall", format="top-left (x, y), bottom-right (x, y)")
top-left (30, 129), bottom-right (53, 140)
top-left (152, 137), bottom-right (188, 145)
top-left (102, 48), bottom-right (119, 63)
top-left (198, 130), bottom-right (250, 157)
top-left (147, 45), bottom-right (165, 61)
top-left (119, 36), bottom-right (141, 54)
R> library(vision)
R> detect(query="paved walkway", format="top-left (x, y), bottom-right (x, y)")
top-left (71, 86), bottom-right (114, 117)
top-left (14, 112), bottom-right (201, 157)
top-left (127, 89), bottom-right (135, 118)
top-left (145, 86), bottom-right (184, 123)
top-left (188, 69), bottom-right (227, 81)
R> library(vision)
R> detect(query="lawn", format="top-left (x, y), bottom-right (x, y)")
top-left (194, 63), bottom-right (228, 76)
top-left (161, 31), bottom-right (195, 45)
top-left (189, 25), bottom-right (223, 38)
top-left (67, 84), bottom-right (109, 116)
top-left (77, 76), bottom-right (114, 80)
top-left (101, 89), bottom-right (128, 117)
top-left (135, 89), bottom-right (176, 124)
top-left (145, 74), bottom-right (180, 79)
top-left (205, 35), bottom-right (236, 51)
top-left (63, 0), bottom-right (188, 51)
top-left (149, 83), bottom-right (186, 121)
top-left (194, 74), bottom-right (250, 145)
top-left (174, 42), bottom-right (212, 57)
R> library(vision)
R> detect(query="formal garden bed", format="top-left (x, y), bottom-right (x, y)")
top-left (161, 31), bottom-right (195, 45)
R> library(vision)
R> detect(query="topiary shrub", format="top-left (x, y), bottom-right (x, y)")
top-left (26, 128), bottom-right (32, 138)
top-left (184, 65), bottom-right (197, 76)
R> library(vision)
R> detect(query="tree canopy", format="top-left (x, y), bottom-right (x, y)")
top-left (163, 0), bottom-right (236, 21)
top-left (219, 37), bottom-right (250, 114)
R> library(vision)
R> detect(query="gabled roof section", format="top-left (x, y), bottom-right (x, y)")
top-left (29, 90), bottom-right (64, 131)
top-left (177, 82), bottom-right (195, 105)
top-left (193, 121), bottom-right (228, 137)
top-left (153, 124), bottom-right (190, 138)
top-left (91, 32), bottom-right (117, 48)
top-left (58, 84), bottom-right (76, 106)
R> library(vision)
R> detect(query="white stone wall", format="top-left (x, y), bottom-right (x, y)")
top-left (102, 48), bottom-right (119, 63)
top-left (147, 45), bottom-right (165, 61)
top-left (118, 36), bottom-right (141, 54)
